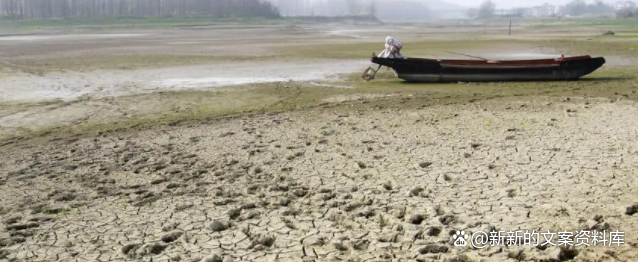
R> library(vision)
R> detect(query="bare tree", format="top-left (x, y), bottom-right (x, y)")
top-left (0, 0), bottom-right (281, 20)
top-left (564, 0), bottom-right (587, 16)
top-left (478, 0), bottom-right (496, 18)
top-left (617, 6), bottom-right (637, 18)
top-left (369, 0), bottom-right (376, 17)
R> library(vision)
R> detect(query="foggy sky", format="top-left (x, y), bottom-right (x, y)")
top-left (443, 0), bottom-right (597, 9)
top-left (304, 0), bottom-right (620, 10)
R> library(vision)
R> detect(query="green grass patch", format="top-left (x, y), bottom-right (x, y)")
top-left (615, 30), bottom-right (638, 34)
top-left (529, 18), bottom-right (638, 28)
top-left (2, 29), bottom-right (638, 143)
top-left (275, 39), bottom-right (515, 60)
top-left (4, 66), bottom-right (636, 144)
top-left (624, 43), bottom-right (638, 51)
top-left (0, 99), bottom-right (63, 116)
top-left (2, 54), bottom-right (283, 75)
top-left (2, 40), bottom-right (525, 75)
top-left (603, 34), bottom-right (638, 39)
top-left (534, 38), bottom-right (638, 57)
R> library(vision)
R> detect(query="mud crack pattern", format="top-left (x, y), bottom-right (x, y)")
top-left (1, 97), bottom-right (637, 262)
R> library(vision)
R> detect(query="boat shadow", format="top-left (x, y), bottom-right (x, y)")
top-left (576, 77), bottom-right (631, 82)
top-left (398, 77), bottom-right (630, 84)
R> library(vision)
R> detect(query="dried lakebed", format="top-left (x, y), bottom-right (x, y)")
top-left (1, 97), bottom-right (637, 262)
top-left (0, 60), bottom-right (366, 103)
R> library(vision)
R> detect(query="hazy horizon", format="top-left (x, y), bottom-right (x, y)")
top-left (300, 0), bottom-right (626, 10)
top-left (441, 0), bottom-right (618, 9)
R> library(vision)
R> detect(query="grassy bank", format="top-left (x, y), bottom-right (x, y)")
top-left (2, 54), bottom-right (284, 75)
top-left (2, 65), bottom-right (636, 144)
top-left (7, 37), bottom-right (632, 76)
top-left (2, 20), bottom-right (638, 144)
top-left (0, 38), bottom-right (602, 76)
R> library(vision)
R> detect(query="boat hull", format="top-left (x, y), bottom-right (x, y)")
top-left (371, 56), bottom-right (606, 82)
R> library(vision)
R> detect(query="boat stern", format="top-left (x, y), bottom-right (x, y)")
top-left (561, 56), bottom-right (606, 80)
top-left (585, 57), bottom-right (606, 75)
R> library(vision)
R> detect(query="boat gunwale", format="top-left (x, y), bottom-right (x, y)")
top-left (401, 55), bottom-right (593, 66)
top-left (438, 63), bottom-right (561, 69)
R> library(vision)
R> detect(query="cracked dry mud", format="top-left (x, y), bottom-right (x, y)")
top-left (1, 97), bottom-right (637, 262)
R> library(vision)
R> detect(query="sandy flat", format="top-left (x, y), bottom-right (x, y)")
top-left (0, 60), bottom-right (366, 103)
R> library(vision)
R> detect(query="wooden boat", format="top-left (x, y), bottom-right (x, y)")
top-left (364, 54), bottom-right (605, 82)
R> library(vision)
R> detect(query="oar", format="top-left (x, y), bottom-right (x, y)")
top-left (362, 64), bottom-right (382, 81)
top-left (362, 52), bottom-right (382, 81)
top-left (445, 51), bottom-right (489, 61)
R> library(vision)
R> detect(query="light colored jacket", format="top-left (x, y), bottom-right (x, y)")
top-left (378, 36), bottom-right (407, 59)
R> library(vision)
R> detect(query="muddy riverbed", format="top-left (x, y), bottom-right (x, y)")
top-left (1, 22), bottom-right (638, 262)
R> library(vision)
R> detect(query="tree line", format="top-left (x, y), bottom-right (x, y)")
top-left (0, 0), bottom-right (280, 20)
top-left (270, 0), bottom-right (367, 17)
top-left (269, 0), bottom-right (440, 20)
top-left (562, 0), bottom-right (615, 16)
top-left (617, 7), bottom-right (638, 18)
top-left (467, 0), bottom-right (634, 19)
